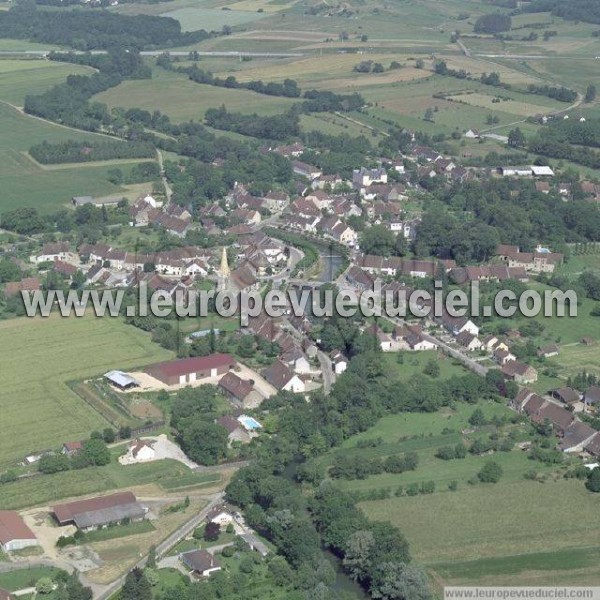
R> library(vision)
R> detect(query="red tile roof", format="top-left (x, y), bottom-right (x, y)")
top-left (146, 354), bottom-right (235, 378)
top-left (0, 511), bottom-right (36, 545)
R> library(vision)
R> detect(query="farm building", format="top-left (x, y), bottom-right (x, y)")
top-left (52, 492), bottom-right (146, 531)
top-left (0, 511), bottom-right (38, 552)
top-left (145, 353), bottom-right (235, 386)
top-left (104, 371), bottom-right (140, 390)
top-left (0, 588), bottom-right (13, 600)
top-left (181, 549), bottom-right (222, 577)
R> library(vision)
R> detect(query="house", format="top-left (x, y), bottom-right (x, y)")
top-left (34, 242), bottom-right (75, 264)
top-left (61, 441), bottom-right (83, 456)
top-left (559, 421), bottom-right (597, 453)
top-left (181, 549), bottom-right (221, 577)
top-left (456, 331), bottom-right (482, 352)
top-left (0, 511), bottom-right (38, 552)
top-left (465, 129), bottom-right (480, 139)
top-left (206, 506), bottom-right (235, 527)
top-left (550, 388), bottom-right (580, 406)
top-left (586, 433), bottom-right (600, 457)
top-left (584, 386), bottom-right (600, 407)
top-left (217, 415), bottom-right (251, 445)
top-left (218, 372), bottom-right (262, 407)
top-left (3, 277), bottom-right (40, 298)
top-left (494, 348), bottom-right (516, 366)
top-left (439, 313), bottom-right (480, 337)
top-left (124, 439), bottom-right (156, 462)
top-left (538, 344), bottom-right (559, 358)
top-left (365, 324), bottom-right (393, 352)
top-left (262, 360), bottom-right (305, 393)
top-left (502, 360), bottom-right (538, 384)
top-left (330, 350), bottom-right (348, 375)
top-left (352, 167), bottom-right (388, 188)
top-left (531, 401), bottom-right (574, 434)
top-left (0, 588), bottom-right (13, 600)
top-left (535, 181), bottom-right (550, 194)
top-left (292, 160), bottom-right (322, 180)
top-left (52, 492), bottom-right (146, 531)
top-left (346, 266), bottom-right (374, 290)
top-left (145, 354), bottom-right (235, 386)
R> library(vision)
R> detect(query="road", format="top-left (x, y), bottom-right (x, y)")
top-left (0, 50), bottom-right (305, 58)
top-left (317, 349), bottom-right (336, 394)
top-left (156, 149), bottom-right (172, 204)
top-left (92, 493), bottom-right (225, 600)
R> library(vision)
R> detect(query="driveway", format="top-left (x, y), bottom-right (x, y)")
top-left (117, 434), bottom-right (199, 470)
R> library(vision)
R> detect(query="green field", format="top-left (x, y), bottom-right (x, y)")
top-left (160, 7), bottom-right (268, 31)
top-left (0, 103), bottom-right (145, 212)
top-left (0, 59), bottom-right (93, 106)
top-left (0, 315), bottom-right (172, 470)
top-left (94, 68), bottom-right (299, 122)
top-left (364, 480), bottom-right (600, 589)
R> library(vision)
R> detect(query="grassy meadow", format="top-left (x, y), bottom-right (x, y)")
top-left (0, 314), bottom-right (172, 470)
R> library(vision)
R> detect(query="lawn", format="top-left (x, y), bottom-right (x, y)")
top-left (0, 566), bottom-right (64, 592)
top-left (94, 69), bottom-right (299, 122)
top-left (159, 7), bottom-right (269, 31)
top-left (0, 103), bottom-right (143, 213)
top-left (0, 314), bottom-right (172, 470)
top-left (383, 350), bottom-right (467, 381)
top-left (363, 479), bottom-right (600, 589)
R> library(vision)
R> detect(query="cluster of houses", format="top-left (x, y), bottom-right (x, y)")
top-left (513, 388), bottom-right (600, 455)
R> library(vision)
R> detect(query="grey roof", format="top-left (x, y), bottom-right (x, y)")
top-left (104, 371), bottom-right (140, 388)
top-left (73, 502), bottom-right (145, 529)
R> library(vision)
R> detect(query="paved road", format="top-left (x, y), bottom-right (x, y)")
top-left (317, 349), bottom-right (336, 395)
top-left (0, 50), bottom-right (304, 58)
top-left (93, 493), bottom-right (225, 600)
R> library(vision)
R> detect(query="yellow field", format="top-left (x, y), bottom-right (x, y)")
top-left (449, 92), bottom-right (552, 117)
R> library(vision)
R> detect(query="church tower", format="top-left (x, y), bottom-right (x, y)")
top-left (217, 246), bottom-right (230, 291)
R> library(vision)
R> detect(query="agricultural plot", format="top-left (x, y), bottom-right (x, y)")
top-left (446, 92), bottom-right (558, 117)
top-left (0, 315), bottom-right (171, 470)
top-left (159, 7), bottom-right (268, 32)
top-left (0, 103), bottom-right (143, 212)
top-left (365, 480), bottom-right (600, 590)
top-left (94, 71), bottom-right (299, 122)
top-left (0, 59), bottom-right (93, 106)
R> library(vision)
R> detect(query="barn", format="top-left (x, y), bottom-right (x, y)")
top-left (52, 492), bottom-right (146, 532)
top-left (145, 353), bottom-right (235, 386)
top-left (0, 511), bottom-right (38, 552)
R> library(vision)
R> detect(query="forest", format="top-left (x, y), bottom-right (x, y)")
top-left (521, 0), bottom-right (600, 25)
top-left (0, 2), bottom-right (209, 50)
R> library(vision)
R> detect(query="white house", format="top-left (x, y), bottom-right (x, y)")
top-left (119, 439), bottom-right (156, 465)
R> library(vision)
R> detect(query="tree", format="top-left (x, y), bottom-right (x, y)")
top-left (122, 568), bottom-right (151, 600)
top-left (585, 84), bottom-right (597, 103)
top-left (180, 420), bottom-right (228, 465)
top-left (146, 545), bottom-right (157, 569)
top-left (423, 359), bottom-right (440, 378)
top-left (102, 428), bottom-right (115, 444)
top-left (82, 437), bottom-right (110, 466)
top-left (370, 561), bottom-right (431, 600)
top-left (586, 467), bottom-right (600, 492)
top-left (203, 521), bottom-right (221, 541)
top-left (36, 577), bottom-right (54, 594)
top-left (343, 530), bottom-right (375, 582)
top-left (469, 408), bottom-right (487, 426)
top-left (474, 14), bottom-right (511, 33)
top-left (478, 461), bottom-right (503, 483)
top-left (359, 225), bottom-right (396, 256)
top-left (508, 127), bottom-right (526, 148)
top-left (424, 107), bottom-right (434, 122)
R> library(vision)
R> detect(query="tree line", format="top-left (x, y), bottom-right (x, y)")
top-left (161, 58), bottom-right (302, 98)
top-left (520, 0), bottom-right (600, 25)
top-left (29, 139), bottom-right (155, 164)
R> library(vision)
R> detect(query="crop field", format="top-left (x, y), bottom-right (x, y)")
top-left (446, 92), bottom-right (558, 117)
top-left (364, 480), bottom-right (600, 590)
top-left (0, 59), bottom-right (93, 106)
top-left (0, 103), bottom-right (144, 213)
top-left (0, 315), bottom-right (171, 470)
top-left (94, 70), bottom-right (298, 122)
top-left (159, 7), bottom-right (268, 32)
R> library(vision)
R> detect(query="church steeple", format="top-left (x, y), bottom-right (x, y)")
top-left (217, 247), bottom-right (230, 291)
